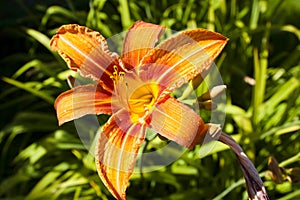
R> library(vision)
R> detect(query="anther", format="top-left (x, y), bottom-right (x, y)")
top-left (110, 65), bottom-right (125, 83)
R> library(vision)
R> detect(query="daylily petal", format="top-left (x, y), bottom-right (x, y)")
top-left (54, 84), bottom-right (112, 125)
top-left (139, 29), bottom-right (228, 90)
top-left (122, 21), bottom-right (165, 69)
top-left (50, 24), bottom-right (121, 91)
top-left (149, 96), bottom-right (209, 149)
top-left (95, 110), bottom-right (146, 200)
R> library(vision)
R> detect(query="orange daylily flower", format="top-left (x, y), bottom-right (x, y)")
top-left (50, 21), bottom-right (228, 200)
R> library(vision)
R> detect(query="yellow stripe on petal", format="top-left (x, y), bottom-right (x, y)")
top-left (122, 21), bottom-right (165, 69)
top-left (95, 110), bottom-right (146, 200)
top-left (149, 96), bottom-right (209, 149)
top-left (54, 84), bottom-right (112, 125)
top-left (139, 29), bottom-right (228, 90)
top-left (50, 24), bottom-right (120, 90)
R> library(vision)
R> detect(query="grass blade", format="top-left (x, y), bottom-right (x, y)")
top-left (2, 77), bottom-right (55, 104)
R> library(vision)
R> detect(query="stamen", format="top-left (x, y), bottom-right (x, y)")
top-left (110, 65), bottom-right (125, 83)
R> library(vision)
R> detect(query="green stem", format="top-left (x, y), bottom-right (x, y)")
top-left (252, 47), bottom-right (260, 126)
top-left (259, 22), bottom-right (271, 104)
top-left (207, 0), bottom-right (215, 31)
top-left (249, 0), bottom-right (260, 30)
top-left (119, 0), bottom-right (131, 29)
top-left (279, 152), bottom-right (300, 167)
top-left (230, 0), bottom-right (236, 19)
top-left (252, 22), bottom-right (271, 127)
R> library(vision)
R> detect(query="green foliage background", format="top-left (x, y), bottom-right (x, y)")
top-left (1, 0), bottom-right (299, 199)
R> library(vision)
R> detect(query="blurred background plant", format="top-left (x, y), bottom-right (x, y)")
top-left (0, 0), bottom-right (299, 199)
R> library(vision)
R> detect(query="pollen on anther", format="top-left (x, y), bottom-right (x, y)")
top-left (110, 65), bottom-right (125, 83)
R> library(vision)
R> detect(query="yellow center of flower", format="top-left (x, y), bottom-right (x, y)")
top-left (110, 65), bottom-right (125, 84)
top-left (128, 83), bottom-right (160, 124)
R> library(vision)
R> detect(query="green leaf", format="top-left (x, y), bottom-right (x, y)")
top-left (14, 143), bottom-right (47, 164)
top-left (226, 105), bottom-right (253, 133)
top-left (259, 77), bottom-right (299, 122)
top-left (2, 77), bottom-right (55, 104)
top-left (41, 6), bottom-right (79, 27)
top-left (260, 121), bottom-right (300, 139)
top-left (12, 59), bottom-right (57, 79)
top-left (25, 162), bottom-right (70, 199)
top-left (25, 28), bottom-right (51, 51)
